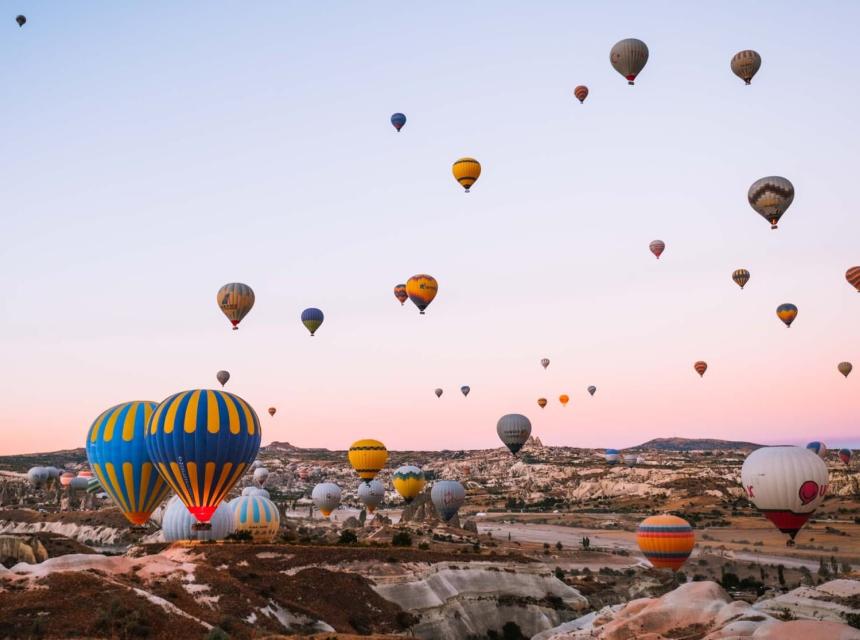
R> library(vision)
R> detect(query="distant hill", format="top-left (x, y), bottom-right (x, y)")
top-left (0, 447), bottom-right (87, 472)
top-left (263, 441), bottom-right (331, 453)
top-left (636, 437), bottom-right (762, 451)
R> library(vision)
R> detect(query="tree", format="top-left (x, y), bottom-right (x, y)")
top-left (556, 541), bottom-right (563, 551)
top-left (831, 556), bottom-right (839, 576)
top-left (554, 566), bottom-right (565, 580)
top-left (777, 564), bottom-right (786, 587)
top-left (580, 536), bottom-right (590, 550)
top-left (338, 529), bottom-right (358, 544)
top-left (818, 557), bottom-right (831, 579)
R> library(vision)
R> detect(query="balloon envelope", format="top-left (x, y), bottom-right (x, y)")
top-left (406, 274), bottom-right (438, 314)
top-left (301, 308), bottom-right (324, 336)
top-left (610, 38), bottom-right (649, 84)
top-left (846, 267), bottom-right (860, 292)
top-left (393, 465), bottom-right (426, 503)
top-left (86, 401), bottom-right (171, 525)
top-left (312, 482), bottom-right (341, 517)
top-left (537, 398), bottom-right (547, 408)
top-left (390, 112), bottom-right (407, 131)
top-left (837, 362), bottom-right (852, 378)
top-left (748, 177), bottom-right (794, 229)
top-left (541, 358), bottom-right (550, 370)
top-left (732, 269), bottom-right (750, 290)
top-left (434, 388), bottom-right (443, 398)
top-left (694, 361), bottom-right (708, 377)
top-left (806, 442), bottom-right (827, 459)
top-left (497, 414), bottom-right (531, 455)
top-left (731, 50), bottom-right (761, 84)
top-left (216, 370), bottom-right (230, 387)
top-left (253, 467), bottom-right (269, 487)
top-left (358, 479), bottom-right (385, 513)
top-left (431, 480), bottom-right (465, 522)
top-left (145, 389), bottom-right (261, 524)
top-left (776, 303), bottom-right (798, 327)
top-left (587, 385), bottom-right (597, 396)
top-left (559, 394), bottom-right (569, 406)
top-left (649, 240), bottom-right (665, 259)
top-left (839, 449), bottom-right (852, 466)
top-left (574, 85), bottom-right (589, 103)
top-left (233, 494), bottom-right (280, 542)
top-left (163, 495), bottom-right (235, 542)
top-left (217, 283), bottom-right (255, 329)
top-left (27, 467), bottom-right (48, 488)
top-left (348, 439), bottom-right (388, 482)
top-left (452, 157), bottom-right (481, 192)
top-left (16, 15), bottom-right (26, 27)
top-left (460, 385), bottom-right (470, 397)
top-left (394, 284), bottom-right (408, 305)
top-left (268, 407), bottom-right (276, 417)
top-left (605, 449), bottom-right (620, 464)
top-left (637, 515), bottom-right (695, 571)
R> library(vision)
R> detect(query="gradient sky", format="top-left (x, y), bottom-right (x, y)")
top-left (2, 2), bottom-right (859, 455)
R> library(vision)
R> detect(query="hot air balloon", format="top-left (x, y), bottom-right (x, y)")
top-left (748, 177), bottom-right (794, 229)
top-left (406, 274), bottom-right (438, 314)
top-left (496, 414), bottom-right (531, 455)
top-left (393, 465), bottom-right (426, 503)
top-left (587, 385), bottom-right (597, 396)
top-left (26, 467), bottom-right (48, 488)
top-left (217, 283), bottom-right (255, 330)
top-left (59, 472), bottom-right (75, 487)
top-left (741, 446), bottom-right (828, 543)
top-left (312, 482), bottom-right (341, 517)
top-left (460, 385), bottom-right (470, 397)
top-left (624, 454), bottom-right (637, 467)
top-left (233, 494), bottom-right (280, 541)
top-left (574, 85), bottom-right (589, 103)
top-left (605, 449), bottom-right (620, 464)
top-left (241, 486), bottom-right (257, 496)
top-left (838, 362), bottom-right (853, 378)
top-left (776, 303), bottom-right (798, 328)
top-left (252, 487), bottom-right (271, 499)
top-left (87, 401), bottom-right (171, 526)
top-left (145, 390), bottom-right (261, 527)
top-left (806, 442), bottom-right (828, 459)
top-left (846, 267), bottom-right (860, 292)
top-left (253, 467), bottom-right (269, 487)
top-left (431, 480), bottom-right (465, 522)
top-left (732, 269), bottom-right (750, 290)
top-left (69, 476), bottom-right (90, 492)
top-left (348, 439), bottom-right (388, 482)
top-left (694, 361), bottom-right (708, 377)
top-left (610, 38), bottom-right (649, 85)
top-left (731, 50), bottom-right (761, 85)
top-left (78, 470), bottom-right (94, 478)
top-left (637, 515), bottom-right (695, 571)
top-left (434, 388), bottom-right (443, 398)
top-left (649, 240), bottom-right (665, 259)
top-left (537, 398), bottom-right (547, 409)
top-left (301, 308), bottom-right (324, 336)
top-left (839, 448), bottom-right (852, 466)
top-left (216, 370), bottom-right (230, 387)
top-left (268, 407), bottom-right (276, 417)
top-left (16, 15), bottom-right (26, 27)
top-left (390, 112), bottom-right (406, 132)
top-left (44, 467), bottom-right (60, 487)
top-left (358, 479), bottom-right (385, 513)
top-left (394, 284), bottom-right (408, 306)
top-left (541, 358), bottom-right (550, 370)
top-left (452, 157), bottom-right (481, 192)
top-left (559, 394), bottom-right (569, 406)
top-left (86, 477), bottom-right (102, 494)
top-left (162, 495), bottom-right (235, 542)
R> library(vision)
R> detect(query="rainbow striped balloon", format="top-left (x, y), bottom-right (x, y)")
top-left (636, 514), bottom-right (695, 571)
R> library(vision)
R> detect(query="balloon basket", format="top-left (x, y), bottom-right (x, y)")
top-left (192, 522), bottom-right (212, 532)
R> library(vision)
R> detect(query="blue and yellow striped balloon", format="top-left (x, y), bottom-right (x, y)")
top-left (233, 494), bottom-right (280, 542)
top-left (145, 389), bottom-right (261, 524)
top-left (86, 401), bottom-right (171, 526)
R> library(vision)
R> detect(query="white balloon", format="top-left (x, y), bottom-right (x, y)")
top-left (357, 480), bottom-right (385, 513)
top-left (312, 482), bottom-right (341, 517)
top-left (431, 480), bottom-right (465, 522)
top-left (162, 495), bottom-right (235, 542)
top-left (253, 467), bottom-right (269, 487)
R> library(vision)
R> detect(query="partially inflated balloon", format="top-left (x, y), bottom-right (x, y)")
top-left (649, 240), bottom-right (665, 259)
top-left (731, 50), bottom-right (761, 85)
top-left (610, 38), bottom-right (649, 85)
top-left (312, 482), bottom-right (341, 517)
top-left (217, 283), bottom-right (255, 330)
top-left (541, 358), bottom-right (550, 370)
top-left (839, 449), bottom-right (852, 466)
top-left (637, 515), bottom-right (695, 571)
top-left (776, 303), bottom-right (798, 327)
top-left (268, 407), bottom-right (276, 417)
top-left (574, 85), bottom-right (589, 103)
top-left (587, 385), bottom-right (597, 396)
top-left (537, 398), bottom-right (547, 409)
top-left (452, 158), bottom-right (481, 192)
top-left (806, 442), bottom-right (827, 459)
top-left (434, 388), bottom-right (443, 398)
top-left (348, 439), bottom-right (388, 482)
top-left (460, 385), bottom-right (470, 397)
top-left (748, 177), bottom-right (794, 229)
top-left (406, 274), bottom-right (438, 314)
top-left (301, 308), bottom-right (324, 336)
top-left (146, 390), bottom-right (261, 524)
top-left (216, 370), bottom-right (230, 387)
top-left (27, 467), bottom-right (48, 488)
top-left (694, 361), bottom-right (708, 377)
top-left (838, 362), bottom-right (853, 378)
top-left (393, 465), bottom-right (425, 503)
top-left (732, 269), bottom-right (750, 290)
top-left (87, 401), bottom-right (171, 526)
top-left (497, 414), bottom-right (531, 455)
top-left (358, 479), bottom-right (385, 513)
top-left (741, 447), bottom-right (828, 542)
top-left (431, 480), bottom-right (465, 522)
top-left (559, 394), bottom-right (569, 406)
top-left (390, 112), bottom-right (406, 132)
top-left (846, 267), bottom-right (860, 292)
top-left (394, 284), bottom-right (408, 306)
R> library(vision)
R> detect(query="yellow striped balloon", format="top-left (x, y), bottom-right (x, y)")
top-left (636, 514), bottom-right (695, 571)
top-left (217, 282), bottom-right (255, 330)
top-left (348, 439), bottom-right (388, 482)
top-left (452, 157), bottom-right (481, 192)
top-left (146, 389), bottom-right (261, 524)
top-left (393, 465), bottom-right (426, 503)
top-left (732, 269), bottom-right (750, 290)
top-left (86, 401), bottom-right (170, 526)
top-left (233, 494), bottom-right (280, 542)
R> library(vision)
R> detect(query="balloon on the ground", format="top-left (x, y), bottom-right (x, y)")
top-left (649, 240), bottom-right (665, 259)
top-left (394, 284), bottom-right (408, 305)
top-left (60, 472), bottom-right (75, 487)
top-left (839, 449), bottom-right (852, 466)
top-left (253, 467), bottom-right (269, 487)
top-left (390, 112), bottom-right (406, 132)
top-left (163, 495), bottom-right (235, 542)
top-left (559, 394), bottom-right (569, 406)
top-left (537, 398), bottom-right (547, 409)
top-left (27, 467), bottom-right (48, 488)
top-left (748, 177), bottom-right (794, 230)
top-left (541, 358), bottom-right (550, 370)
top-left (86, 401), bottom-right (171, 526)
top-left (732, 269), bottom-right (750, 290)
top-left (574, 85), bottom-right (589, 103)
top-left (301, 308), bottom-right (324, 336)
top-left (217, 283), bottom-right (255, 330)
top-left (776, 303), bottom-right (798, 328)
top-left (637, 515), bottom-right (695, 571)
top-left (587, 385), bottom-right (597, 396)
top-left (406, 274), bottom-right (438, 314)
top-left (86, 477), bottom-right (102, 494)
top-left (741, 446), bottom-right (828, 541)
top-left (216, 370), bottom-right (230, 387)
top-left (731, 50), bottom-right (761, 84)
top-left (312, 482), bottom-right (341, 517)
top-left (242, 486), bottom-right (257, 496)
top-left (358, 479), bottom-right (385, 513)
top-left (233, 494), bottom-right (280, 542)
top-left (460, 385), bottom-right (470, 397)
top-left (610, 38), bottom-right (649, 85)
top-left (497, 414), bottom-right (531, 455)
top-left (624, 454), bottom-right (637, 467)
top-left (250, 488), bottom-right (270, 499)
top-left (694, 361), bottom-right (708, 377)
top-left (837, 362), bottom-right (852, 378)
top-left (846, 267), bottom-right (860, 292)
top-left (452, 157), bottom-right (481, 192)
top-left (435, 388), bottom-right (443, 398)
top-left (806, 442), bottom-right (827, 459)
top-left (69, 477), bottom-right (89, 491)
top-left (605, 449), bottom-right (620, 464)
top-left (431, 480), bottom-right (465, 522)
top-left (393, 465), bottom-right (426, 503)
top-left (348, 439), bottom-right (388, 482)
top-left (145, 389), bottom-right (261, 524)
